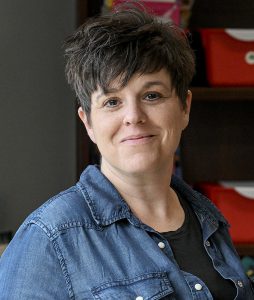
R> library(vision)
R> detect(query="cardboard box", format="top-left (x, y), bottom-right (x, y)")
top-left (200, 29), bottom-right (254, 86)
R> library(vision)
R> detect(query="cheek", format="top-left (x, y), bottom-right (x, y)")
top-left (163, 111), bottom-right (182, 130)
top-left (170, 107), bottom-right (188, 131)
top-left (161, 112), bottom-right (185, 143)
top-left (92, 117), bottom-right (120, 146)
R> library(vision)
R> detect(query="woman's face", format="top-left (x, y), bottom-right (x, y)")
top-left (78, 69), bottom-right (191, 176)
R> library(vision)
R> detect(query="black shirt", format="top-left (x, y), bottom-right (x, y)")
top-left (161, 195), bottom-right (236, 299)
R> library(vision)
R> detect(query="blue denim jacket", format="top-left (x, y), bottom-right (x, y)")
top-left (0, 165), bottom-right (253, 299)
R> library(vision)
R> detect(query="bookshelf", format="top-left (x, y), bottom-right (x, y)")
top-left (191, 87), bottom-right (254, 102)
top-left (181, 88), bottom-right (254, 183)
top-left (181, 87), bottom-right (254, 256)
top-left (235, 244), bottom-right (254, 257)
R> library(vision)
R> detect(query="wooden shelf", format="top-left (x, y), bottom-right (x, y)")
top-left (235, 244), bottom-right (254, 257)
top-left (191, 87), bottom-right (254, 101)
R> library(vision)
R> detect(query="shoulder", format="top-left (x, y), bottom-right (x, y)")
top-left (15, 165), bottom-right (115, 241)
top-left (23, 184), bottom-right (98, 240)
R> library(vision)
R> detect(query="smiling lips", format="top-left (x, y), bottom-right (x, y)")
top-left (121, 134), bottom-right (155, 144)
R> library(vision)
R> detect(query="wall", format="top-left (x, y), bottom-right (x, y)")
top-left (0, 0), bottom-right (77, 233)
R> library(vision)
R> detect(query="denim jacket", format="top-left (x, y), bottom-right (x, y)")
top-left (0, 165), bottom-right (253, 299)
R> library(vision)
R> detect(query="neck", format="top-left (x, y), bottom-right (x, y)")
top-left (100, 160), bottom-right (184, 232)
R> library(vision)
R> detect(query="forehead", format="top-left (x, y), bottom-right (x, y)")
top-left (101, 68), bottom-right (172, 93)
top-left (91, 69), bottom-right (174, 106)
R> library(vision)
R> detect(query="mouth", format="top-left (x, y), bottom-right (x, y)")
top-left (121, 134), bottom-right (155, 143)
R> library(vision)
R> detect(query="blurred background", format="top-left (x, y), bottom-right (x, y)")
top-left (0, 0), bottom-right (77, 235)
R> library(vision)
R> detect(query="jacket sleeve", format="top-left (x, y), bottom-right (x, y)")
top-left (0, 221), bottom-right (70, 299)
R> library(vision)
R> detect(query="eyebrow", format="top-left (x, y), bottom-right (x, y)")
top-left (95, 88), bottom-right (119, 102)
top-left (142, 81), bottom-right (170, 90)
top-left (95, 80), bottom-right (170, 102)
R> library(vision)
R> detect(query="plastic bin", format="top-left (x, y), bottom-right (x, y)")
top-left (197, 181), bottom-right (254, 243)
top-left (200, 29), bottom-right (254, 86)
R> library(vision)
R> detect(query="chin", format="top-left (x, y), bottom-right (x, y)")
top-left (119, 156), bottom-right (163, 176)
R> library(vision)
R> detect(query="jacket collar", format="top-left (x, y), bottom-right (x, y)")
top-left (78, 165), bottom-right (228, 227)
top-left (171, 175), bottom-right (229, 227)
top-left (77, 165), bottom-right (131, 226)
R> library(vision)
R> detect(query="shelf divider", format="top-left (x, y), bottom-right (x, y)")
top-left (191, 87), bottom-right (254, 101)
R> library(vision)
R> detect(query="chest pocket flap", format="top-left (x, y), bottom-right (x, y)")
top-left (91, 272), bottom-right (174, 300)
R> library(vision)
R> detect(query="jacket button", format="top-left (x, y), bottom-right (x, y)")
top-left (158, 242), bottom-right (165, 249)
top-left (205, 240), bottom-right (211, 247)
top-left (237, 280), bottom-right (243, 288)
top-left (194, 283), bottom-right (203, 291)
top-left (136, 297), bottom-right (144, 300)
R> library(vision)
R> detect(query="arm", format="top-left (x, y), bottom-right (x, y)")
top-left (0, 222), bottom-right (70, 299)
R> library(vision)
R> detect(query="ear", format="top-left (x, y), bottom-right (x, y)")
top-left (78, 107), bottom-right (96, 144)
top-left (181, 90), bottom-right (192, 130)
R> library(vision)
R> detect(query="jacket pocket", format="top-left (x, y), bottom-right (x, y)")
top-left (91, 272), bottom-right (174, 300)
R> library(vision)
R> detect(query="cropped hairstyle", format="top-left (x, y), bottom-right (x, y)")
top-left (64, 3), bottom-right (195, 116)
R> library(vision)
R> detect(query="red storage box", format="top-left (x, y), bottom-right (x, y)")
top-left (200, 29), bottom-right (254, 86)
top-left (196, 182), bottom-right (254, 244)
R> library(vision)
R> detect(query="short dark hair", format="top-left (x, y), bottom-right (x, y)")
top-left (64, 3), bottom-right (195, 115)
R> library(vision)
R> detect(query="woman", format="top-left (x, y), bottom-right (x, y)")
top-left (0, 4), bottom-right (253, 299)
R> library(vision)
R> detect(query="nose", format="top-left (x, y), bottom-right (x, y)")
top-left (123, 101), bottom-right (146, 126)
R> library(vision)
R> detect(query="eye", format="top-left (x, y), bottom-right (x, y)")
top-left (104, 98), bottom-right (120, 108)
top-left (144, 92), bottom-right (162, 101)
